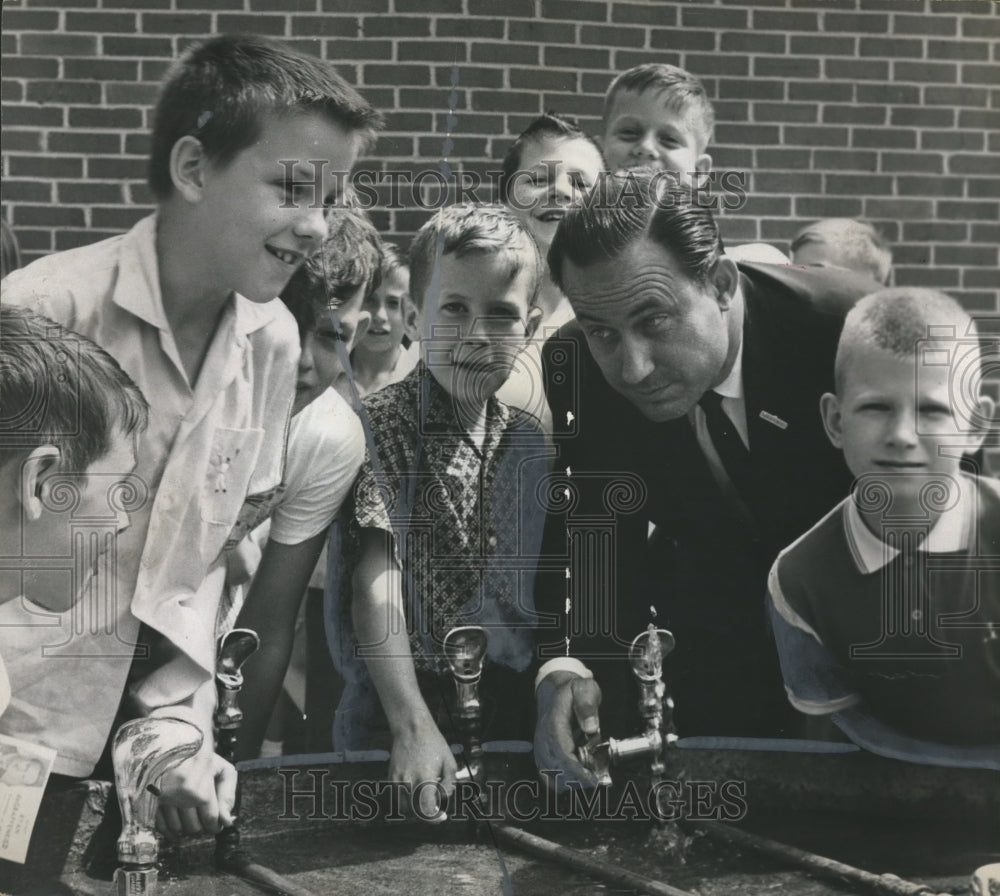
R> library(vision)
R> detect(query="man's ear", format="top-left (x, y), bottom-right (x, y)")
top-left (170, 135), bottom-right (210, 203)
top-left (695, 153), bottom-right (713, 176)
top-left (819, 392), bottom-right (844, 450)
top-left (525, 306), bottom-right (544, 341)
top-left (403, 301), bottom-right (421, 342)
top-left (711, 255), bottom-right (739, 312)
top-left (967, 393), bottom-right (996, 454)
top-left (19, 446), bottom-right (60, 522)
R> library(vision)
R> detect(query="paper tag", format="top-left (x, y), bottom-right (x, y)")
top-left (0, 734), bottom-right (56, 864)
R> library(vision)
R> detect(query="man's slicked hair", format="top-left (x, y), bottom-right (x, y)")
top-left (409, 203), bottom-right (542, 313)
top-left (148, 33), bottom-right (383, 199)
top-left (548, 169), bottom-right (723, 291)
top-left (0, 306), bottom-right (149, 472)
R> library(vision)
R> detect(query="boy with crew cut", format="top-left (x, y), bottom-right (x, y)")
top-left (791, 218), bottom-right (894, 287)
top-left (332, 205), bottom-right (550, 813)
top-left (768, 288), bottom-right (1000, 769)
top-left (0, 306), bottom-right (148, 761)
top-left (602, 62), bottom-right (714, 184)
top-left (1, 34), bottom-right (381, 834)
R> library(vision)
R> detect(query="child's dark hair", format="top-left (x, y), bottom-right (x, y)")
top-left (497, 112), bottom-right (604, 205)
top-left (380, 242), bottom-right (409, 278)
top-left (148, 34), bottom-right (383, 199)
top-left (409, 204), bottom-right (542, 313)
top-left (0, 306), bottom-right (149, 472)
top-left (280, 208), bottom-right (383, 337)
top-left (604, 63), bottom-right (715, 152)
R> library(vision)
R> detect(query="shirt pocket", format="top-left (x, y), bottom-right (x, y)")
top-left (201, 427), bottom-right (264, 526)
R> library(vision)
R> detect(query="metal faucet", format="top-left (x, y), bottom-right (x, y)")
top-left (577, 625), bottom-right (677, 788)
top-left (443, 625), bottom-right (488, 787)
top-left (111, 717), bottom-right (203, 895)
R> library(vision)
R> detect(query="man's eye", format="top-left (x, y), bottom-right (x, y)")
top-left (441, 302), bottom-right (466, 314)
top-left (586, 327), bottom-right (614, 342)
top-left (616, 130), bottom-right (638, 141)
top-left (643, 315), bottom-right (672, 334)
top-left (387, 299), bottom-right (400, 311)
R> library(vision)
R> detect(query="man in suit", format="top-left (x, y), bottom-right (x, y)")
top-left (532, 172), bottom-right (886, 786)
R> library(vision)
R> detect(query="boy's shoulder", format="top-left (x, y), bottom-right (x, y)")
top-left (774, 497), bottom-right (852, 581)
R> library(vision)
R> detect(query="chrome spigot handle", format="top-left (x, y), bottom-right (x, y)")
top-left (112, 717), bottom-right (203, 893)
top-left (215, 628), bottom-right (260, 740)
top-left (443, 626), bottom-right (487, 787)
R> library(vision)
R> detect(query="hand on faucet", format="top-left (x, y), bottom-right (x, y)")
top-left (388, 707), bottom-right (457, 821)
top-left (533, 671), bottom-right (603, 791)
top-left (156, 741), bottom-right (237, 838)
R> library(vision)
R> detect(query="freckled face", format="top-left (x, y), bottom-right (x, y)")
top-left (561, 237), bottom-right (733, 422)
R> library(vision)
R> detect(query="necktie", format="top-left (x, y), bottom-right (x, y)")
top-left (698, 390), bottom-right (751, 495)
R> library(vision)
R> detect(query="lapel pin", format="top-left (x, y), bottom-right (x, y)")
top-left (759, 410), bottom-right (788, 430)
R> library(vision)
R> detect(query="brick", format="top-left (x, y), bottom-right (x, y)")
top-left (1, 34), bottom-right (16, 57)
top-left (615, 50), bottom-right (682, 71)
top-left (795, 196), bottom-right (865, 219)
top-left (965, 269), bottom-right (1000, 289)
top-left (753, 102), bottom-right (818, 124)
top-left (789, 35), bottom-right (856, 56)
top-left (897, 176), bottom-right (964, 197)
top-left (895, 267), bottom-right (960, 288)
top-left (400, 41), bottom-right (469, 62)
top-left (929, 0), bottom-right (993, 10)
top-left (541, 91), bottom-right (601, 117)
top-left (864, 198), bottom-right (935, 218)
top-left (0, 180), bottom-right (53, 202)
top-left (470, 89), bottom-right (540, 114)
top-left (859, 37), bottom-right (922, 57)
top-left (2, 56), bottom-right (60, 79)
top-left (582, 72), bottom-right (614, 93)
top-left (324, 39), bottom-right (394, 59)
top-left (508, 20), bottom-right (572, 43)
top-left (106, 83), bottom-right (161, 105)
top-left (216, 14), bottom-right (288, 34)
top-left (824, 12), bottom-right (889, 32)
top-left (924, 85), bottom-right (989, 106)
top-left (895, 60), bottom-right (958, 83)
top-left (757, 149), bottom-right (813, 169)
top-left (397, 0), bottom-right (461, 10)
top-left (928, 39), bottom-right (990, 60)
top-left (681, 5), bottom-right (747, 28)
top-left (968, 179), bottom-right (1000, 198)
top-left (64, 59), bottom-right (139, 81)
top-left (893, 13), bottom-right (958, 35)
top-left (19, 234), bottom-right (54, 257)
top-left (958, 109), bottom-right (1000, 130)
top-left (684, 54), bottom-right (748, 76)
top-left (961, 15), bottom-right (1000, 37)
top-left (471, 42), bottom-right (539, 66)
top-left (717, 217), bottom-right (758, 242)
top-left (290, 14), bottom-right (358, 36)
top-left (949, 154), bottom-right (1000, 175)
top-left (2, 9), bottom-right (60, 29)
top-left (753, 10), bottom-right (818, 31)
top-left (938, 200), bottom-right (1000, 220)
top-left (322, 0), bottom-right (388, 9)
top-left (964, 64), bottom-right (1000, 84)
top-left (879, 152), bottom-right (943, 174)
top-left (48, 131), bottom-right (122, 154)
top-left (855, 0), bottom-right (922, 8)
top-left (141, 60), bottom-right (173, 81)
top-left (740, 196), bottom-right (791, 217)
top-left (92, 207), bottom-right (151, 230)
top-left (9, 156), bottom-right (83, 179)
top-left (937, 245), bottom-right (999, 266)
top-left (719, 78), bottom-right (785, 100)
top-left (720, 32), bottom-right (785, 54)
top-left (104, 0), bottom-right (169, 6)
top-left (364, 64), bottom-right (431, 85)
top-left (417, 135), bottom-right (488, 156)
top-left (385, 111), bottom-right (434, 132)
top-left (87, 157), bottom-right (148, 180)
top-left (826, 59), bottom-right (889, 81)
top-left (1, 104), bottom-right (63, 128)
top-left (175, 0), bottom-right (241, 7)
top-left (436, 66), bottom-right (504, 89)
top-left (435, 111), bottom-right (503, 133)
top-left (822, 105), bottom-right (886, 126)
top-left (65, 11), bottom-right (137, 31)
top-left (922, 130), bottom-right (986, 152)
top-left (58, 182), bottom-right (127, 205)
top-left (2, 82), bottom-right (23, 102)
top-left (584, 24), bottom-right (647, 48)
top-left (103, 36), bottom-right (174, 56)
top-left (826, 174), bottom-right (894, 195)
top-left (20, 33), bottom-right (97, 56)
top-left (754, 172), bottom-right (822, 194)
top-left (890, 106), bottom-right (954, 128)
top-left (26, 80), bottom-right (102, 104)
top-left (545, 46), bottom-right (609, 68)
top-left (760, 218), bottom-right (804, 242)
top-left (69, 106), bottom-right (142, 129)
top-left (951, 292), bottom-right (997, 312)
top-left (468, 0), bottom-right (533, 13)
top-left (540, 0), bottom-right (607, 22)
top-left (710, 148), bottom-right (753, 169)
top-left (854, 129), bottom-right (917, 150)
top-left (651, 27), bottom-right (717, 52)
top-left (55, 230), bottom-right (121, 252)
top-left (788, 82), bottom-right (853, 102)
top-left (990, 132), bottom-right (1000, 153)
top-left (437, 17), bottom-right (503, 39)
top-left (785, 126), bottom-right (849, 148)
top-left (125, 134), bottom-right (152, 156)
top-left (903, 222), bottom-right (968, 242)
top-left (612, 3), bottom-right (675, 26)
top-left (251, 0), bottom-right (315, 8)
top-left (715, 123), bottom-right (781, 146)
top-left (510, 68), bottom-right (577, 91)
top-left (1, 130), bottom-right (43, 152)
top-left (712, 101), bottom-right (750, 122)
top-left (14, 206), bottom-right (86, 228)
top-left (856, 83), bottom-right (921, 105)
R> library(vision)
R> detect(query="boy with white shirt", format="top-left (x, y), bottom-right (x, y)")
top-left (767, 288), bottom-right (1000, 769)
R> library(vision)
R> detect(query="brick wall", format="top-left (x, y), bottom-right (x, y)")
top-left (2, 0), bottom-right (998, 311)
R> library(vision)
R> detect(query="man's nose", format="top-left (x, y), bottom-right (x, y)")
top-left (292, 201), bottom-right (328, 245)
top-left (552, 170), bottom-right (575, 203)
top-left (620, 335), bottom-right (654, 385)
top-left (298, 337), bottom-right (315, 372)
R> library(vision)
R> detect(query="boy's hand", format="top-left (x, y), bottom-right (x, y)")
top-left (389, 714), bottom-right (457, 820)
top-left (224, 536), bottom-right (262, 588)
top-left (155, 745), bottom-right (237, 838)
top-left (533, 671), bottom-right (602, 791)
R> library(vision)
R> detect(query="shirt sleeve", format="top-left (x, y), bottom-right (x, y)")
top-left (270, 392), bottom-right (366, 545)
top-left (767, 560), bottom-right (861, 716)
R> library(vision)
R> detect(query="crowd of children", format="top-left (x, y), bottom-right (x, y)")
top-left (1, 34), bottom-right (996, 847)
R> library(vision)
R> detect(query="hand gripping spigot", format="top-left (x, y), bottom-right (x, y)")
top-left (443, 626), bottom-right (488, 787)
top-left (577, 626), bottom-right (677, 786)
top-left (112, 717), bottom-right (204, 895)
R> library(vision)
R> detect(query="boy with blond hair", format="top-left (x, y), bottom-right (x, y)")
top-left (768, 288), bottom-right (999, 769)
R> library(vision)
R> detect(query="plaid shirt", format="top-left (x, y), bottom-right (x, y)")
top-left (346, 363), bottom-right (549, 673)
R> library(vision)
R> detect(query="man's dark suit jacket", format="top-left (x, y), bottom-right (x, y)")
top-left (538, 262), bottom-right (884, 739)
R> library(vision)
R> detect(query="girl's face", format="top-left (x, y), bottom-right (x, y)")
top-left (360, 267), bottom-right (410, 355)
